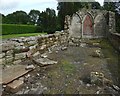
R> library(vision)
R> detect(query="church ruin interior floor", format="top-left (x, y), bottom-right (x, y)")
top-left (2, 39), bottom-right (119, 95)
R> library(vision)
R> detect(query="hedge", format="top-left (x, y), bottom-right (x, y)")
top-left (1, 24), bottom-right (41, 35)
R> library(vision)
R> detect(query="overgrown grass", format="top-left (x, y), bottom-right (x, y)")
top-left (1, 33), bottom-right (47, 39)
top-left (61, 60), bottom-right (76, 75)
top-left (100, 39), bottom-right (120, 85)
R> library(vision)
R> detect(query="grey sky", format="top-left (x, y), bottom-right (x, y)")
top-left (0, 0), bottom-right (104, 15)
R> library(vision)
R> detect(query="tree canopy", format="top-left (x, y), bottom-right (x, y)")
top-left (3, 11), bottom-right (29, 24)
top-left (28, 10), bottom-right (40, 25)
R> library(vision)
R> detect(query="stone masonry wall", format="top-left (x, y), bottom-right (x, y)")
top-left (108, 11), bottom-right (116, 35)
top-left (65, 9), bottom-right (115, 39)
top-left (0, 31), bottom-right (68, 67)
top-left (108, 33), bottom-right (120, 52)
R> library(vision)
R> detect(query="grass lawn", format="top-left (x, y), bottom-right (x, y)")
top-left (1, 33), bottom-right (47, 39)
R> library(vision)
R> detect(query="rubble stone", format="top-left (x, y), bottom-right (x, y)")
top-left (13, 60), bottom-right (22, 65)
top-left (91, 72), bottom-right (104, 86)
top-left (2, 42), bottom-right (14, 52)
top-left (15, 53), bottom-right (26, 60)
top-left (0, 53), bottom-right (5, 59)
top-left (91, 50), bottom-right (101, 57)
top-left (61, 47), bottom-right (67, 51)
top-left (0, 58), bottom-right (5, 65)
top-left (33, 58), bottom-right (58, 67)
top-left (25, 65), bottom-right (35, 70)
top-left (5, 79), bottom-right (24, 93)
top-left (33, 51), bottom-right (40, 57)
top-left (6, 50), bottom-right (14, 56)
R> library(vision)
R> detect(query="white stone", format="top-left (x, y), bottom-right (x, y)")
top-left (25, 65), bottom-right (35, 70)
top-left (40, 45), bottom-right (46, 50)
top-left (29, 45), bottom-right (36, 50)
top-left (13, 60), bottom-right (22, 65)
top-left (0, 53), bottom-right (5, 59)
top-left (41, 53), bottom-right (47, 58)
top-left (86, 83), bottom-right (91, 87)
top-left (33, 51), bottom-right (40, 57)
top-left (61, 47), bottom-right (67, 51)
top-left (112, 85), bottom-right (120, 91)
top-left (6, 50), bottom-right (13, 56)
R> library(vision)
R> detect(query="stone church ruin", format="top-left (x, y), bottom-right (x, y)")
top-left (1, 9), bottom-right (120, 95)
top-left (64, 9), bottom-right (116, 39)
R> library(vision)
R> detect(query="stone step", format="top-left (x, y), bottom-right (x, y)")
top-left (1, 65), bottom-right (33, 85)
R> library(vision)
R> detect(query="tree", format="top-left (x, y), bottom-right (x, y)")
top-left (91, 2), bottom-right (101, 9)
top-left (104, 1), bottom-right (116, 12)
top-left (0, 13), bottom-right (5, 23)
top-left (57, 2), bottom-right (76, 30)
top-left (28, 10), bottom-right (40, 25)
top-left (37, 8), bottom-right (57, 34)
top-left (4, 11), bottom-right (29, 24)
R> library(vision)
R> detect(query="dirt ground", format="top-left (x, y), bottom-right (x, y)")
top-left (3, 39), bottom-right (120, 95)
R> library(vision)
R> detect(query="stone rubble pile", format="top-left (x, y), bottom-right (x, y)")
top-left (90, 72), bottom-right (120, 94)
top-left (1, 31), bottom-right (68, 68)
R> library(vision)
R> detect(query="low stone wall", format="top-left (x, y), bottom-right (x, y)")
top-left (0, 31), bottom-right (69, 66)
top-left (108, 33), bottom-right (120, 52)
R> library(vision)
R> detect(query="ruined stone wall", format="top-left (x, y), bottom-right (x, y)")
top-left (108, 33), bottom-right (120, 52)
top-left (65, 9), bottom-right (114, 38)
top-left (107, 11), bottom-right (119, 51)
top-left (108, 11), bottom-right (116, 35)
top-left (0, 31), bottom-right (68, 66)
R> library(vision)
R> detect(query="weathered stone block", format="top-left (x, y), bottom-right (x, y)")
top-left (0, 53), bottom-right (5, 59)
top-left (5, 79), bottom-right (24, 93)
top-left (28, 41), bottom-right (36, 46)
top-left (33, 58), bottom-right (57, 67)
top-left (13, 60), bottom-right (22, 65)
top-left (0, 58), bottom-right (5, 65)
top-left (6, 56), bottom-right (14, 63)
top-left (90, 72), bottom-right (104, 86)
top-left (2, 43), bottom-right (14, 52)
top-left (25, 65), bottom-right (35, 70)
top-left (6, 50), bottom-right (14, 56)
top-left (15, 53), bottom-right (26, 60)
top-left (33, 51), bottom-right (40, 57)
top-left (91, 50), bottom-right (101, 58)
top-left (29, 45), bottom-right (36, 50)
top-left (14, 47), bottom-right (29, 53)
top-left (40, 45), bottom-right (47, 50)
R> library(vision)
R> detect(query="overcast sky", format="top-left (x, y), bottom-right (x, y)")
top-left (0, 0), bottom-right (104, 15)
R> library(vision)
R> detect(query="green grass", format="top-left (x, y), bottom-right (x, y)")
top-left (1, 33), bottom-right (47, 39)
top-left (1, 24), bottom-right (41, 35)
top-left (61, 60), bottom-right (76, 75)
